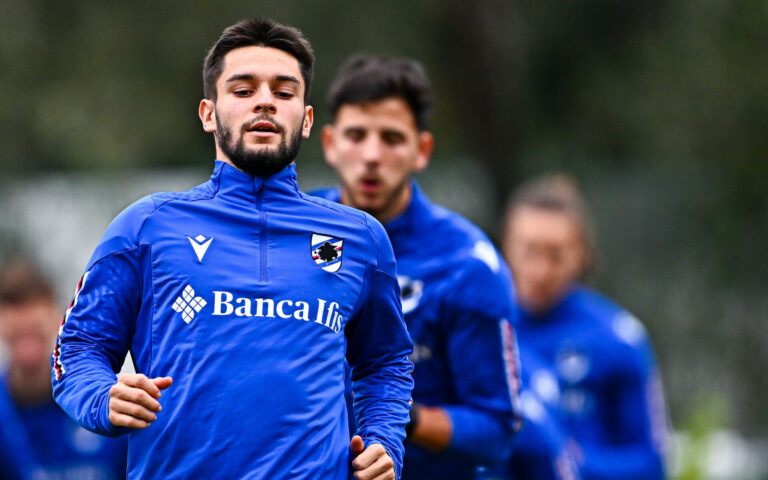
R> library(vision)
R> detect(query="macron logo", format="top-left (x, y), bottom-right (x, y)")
top-left (188, 235), bottom-right (213, 262)
top-left (172, 285), bottom-right (207, 324)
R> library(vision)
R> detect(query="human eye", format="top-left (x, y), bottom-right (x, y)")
top-left (232, 88), bottom-right (253, 97)
top-left (381, 131), bottom-right (406, 145)
top-left (274, 90), bottom-right (295, 100)
top-left (344, 128), bottom-right (365, 142)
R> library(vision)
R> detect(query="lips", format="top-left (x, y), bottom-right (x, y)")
top-left (248, 121), bottom-right (279, 133)
top-left (359, 177), bottom-right (380, 194)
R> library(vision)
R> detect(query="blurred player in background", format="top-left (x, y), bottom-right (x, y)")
top-left (0, 258), bottom-right (126, 480)
top-left (51, 18), bottom-right (413, 480)
top-left (502, 174), bottom-right (668, 479)
top-left (316, 55), bottom-right (521, 479)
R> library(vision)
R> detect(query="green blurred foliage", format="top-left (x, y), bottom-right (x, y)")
top-left (1, 0), bottom-right (767, 435)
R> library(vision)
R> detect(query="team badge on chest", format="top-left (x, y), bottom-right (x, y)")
top-left (311, 233), bottom-right (344, 273)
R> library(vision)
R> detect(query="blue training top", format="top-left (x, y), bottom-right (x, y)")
top-left (312, 183), bottom-right (521, 480)
top-left (52, 161), bottom-right (414, 480)
top-left (1, 376), bottom-right (126, 480)
top-left (477, 347), bottom-right (581, 480)
top-left (515, 286), bottom-right (668, 480)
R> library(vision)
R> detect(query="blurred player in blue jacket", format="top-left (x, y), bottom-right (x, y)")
top-left (315, 55), bottom-right (521, 479)
top-left (501, 175), bottom-right (669, 479)
top-left (0, 259), bottom-right (126, 480)
top-left (51, 19), bottom-right (413, 480)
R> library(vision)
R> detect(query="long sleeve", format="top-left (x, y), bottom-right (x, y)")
top-left (345, 217), bottom-right (414, 480)
top-left (51, 198), bottom-right (153, 437)
top-left (441, 259), bottom-right (522, 465)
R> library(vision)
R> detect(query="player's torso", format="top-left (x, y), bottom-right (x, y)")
top-left (125, 194), bottom-right (369, 478)
top-left (517, 303), bottom-right (627, 443)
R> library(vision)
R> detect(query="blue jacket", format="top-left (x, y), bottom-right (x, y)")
top-left (52, 161), bottom-right (414, 480)
top-left (515, 287), bottom-right (668, 480)
top-left (313, 183), bottom-right (521, 480)
top-left (1, 376), bottom-right (126, 480)
top-left (478, 348), bottom-right (581, 480)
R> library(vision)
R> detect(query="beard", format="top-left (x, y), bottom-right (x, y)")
top-left (216, 114), bottom-right (303, 177)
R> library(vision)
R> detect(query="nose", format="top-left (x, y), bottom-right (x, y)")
top-left (360, 135), bottom-right (383, 164)
top-left (253, 85), bottom-right (277, 115)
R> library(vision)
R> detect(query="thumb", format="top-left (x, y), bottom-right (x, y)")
top-left (350, 435), bottom-right (365, 456)
top-left (152, 376), bottom-right (173, 390)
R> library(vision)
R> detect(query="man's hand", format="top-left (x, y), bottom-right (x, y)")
top-left (350, 435), bottom-right (395, 480)
top-left (108, 374), bottom-right (172, 429)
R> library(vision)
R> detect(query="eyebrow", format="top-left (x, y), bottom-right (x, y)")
top-left (225, 73), bottom-right (301, 85)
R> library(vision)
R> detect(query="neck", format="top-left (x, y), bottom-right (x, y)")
top-left (342, 181), bottom-right (413, 225)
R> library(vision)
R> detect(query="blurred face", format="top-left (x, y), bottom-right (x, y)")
top-left (0, 299), bottom-right (59, 376)
top-left (199, 46), bottom-right (314, 176)
top-left (322, 98), bottom-right (433, 223)
top-left (503, 206), bottom-right (589, 314)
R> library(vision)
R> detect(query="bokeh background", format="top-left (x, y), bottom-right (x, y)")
top-left (1, 2), bottom-right (766, 478)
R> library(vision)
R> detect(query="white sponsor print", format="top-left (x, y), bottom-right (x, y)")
top-left (172, 285), bottom-right (208, 324)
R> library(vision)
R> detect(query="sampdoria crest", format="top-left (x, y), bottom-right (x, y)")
top-left (311, 233), bottom-right (344, 273)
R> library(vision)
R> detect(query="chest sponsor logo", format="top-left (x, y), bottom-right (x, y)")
top-left (187, 235), bottom-right (213, 262)
top-left (311, 233), bottom-right (344, 273)
top-left (169, 284), bottom-right (343, 333)
top-left (172, 285), bottom-right (208, 324)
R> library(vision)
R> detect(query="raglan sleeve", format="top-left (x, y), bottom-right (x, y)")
top-left (577, 314), bottom-right (668, 480)
top-left (51, 197), bottom-right (154, 437)
top-left (440, 251), bottom-right (522, 465)
top-left (345, 216), bottom-right (414, 480)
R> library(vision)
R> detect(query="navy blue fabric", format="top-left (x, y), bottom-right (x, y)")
top-left (52, 161), bottom-right (413, 480)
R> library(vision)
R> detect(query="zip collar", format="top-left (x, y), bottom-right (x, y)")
top-left (210, 160), bottom-right (299, 206)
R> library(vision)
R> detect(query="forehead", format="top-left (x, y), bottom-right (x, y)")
top-left (334, 98), bottom-right (418, 132)
top-left (508, 206), bottom-right (581, 244)
top-left (218, 46), bottom-right (303, 85)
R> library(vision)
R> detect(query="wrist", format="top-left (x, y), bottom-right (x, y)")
top-left (405, 402), bottom-right (420, 438)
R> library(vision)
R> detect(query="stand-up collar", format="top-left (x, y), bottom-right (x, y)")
top-left (210, 160), bottom-right (299, 205)
top-left (384, 181), bottom-right (432, 238)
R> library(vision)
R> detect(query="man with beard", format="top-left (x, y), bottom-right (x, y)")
top-left (314, 55), bottom-right (521, 479)
top-left (52, 18), bottom-right (413, 480)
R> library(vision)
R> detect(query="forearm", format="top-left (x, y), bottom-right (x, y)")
top-left (52, 357), bottom-right (124, 436)
top-left (407, 404), bottom-right (515, 465)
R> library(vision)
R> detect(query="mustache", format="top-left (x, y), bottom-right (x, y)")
top-left (242, 115), bottom-right (286, 133)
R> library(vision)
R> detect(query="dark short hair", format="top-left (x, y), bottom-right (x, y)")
top-left (203, 18), bottom-right (314, 102)
top-left (327, 55), bottom-right (432, 131)
top-left (0, 258), bottom-right (55, 307)
top-left (505, 174), bottom-right (595, 255)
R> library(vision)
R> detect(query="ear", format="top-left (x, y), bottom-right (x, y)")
top-left (321, 124), bottom-right (337, 166)
top-left (199, 99), bottom-right (216, 133)
top-left (414, 131), bottom-right (434, 173)
top-left (301, 105), bottom-right (314, 139)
